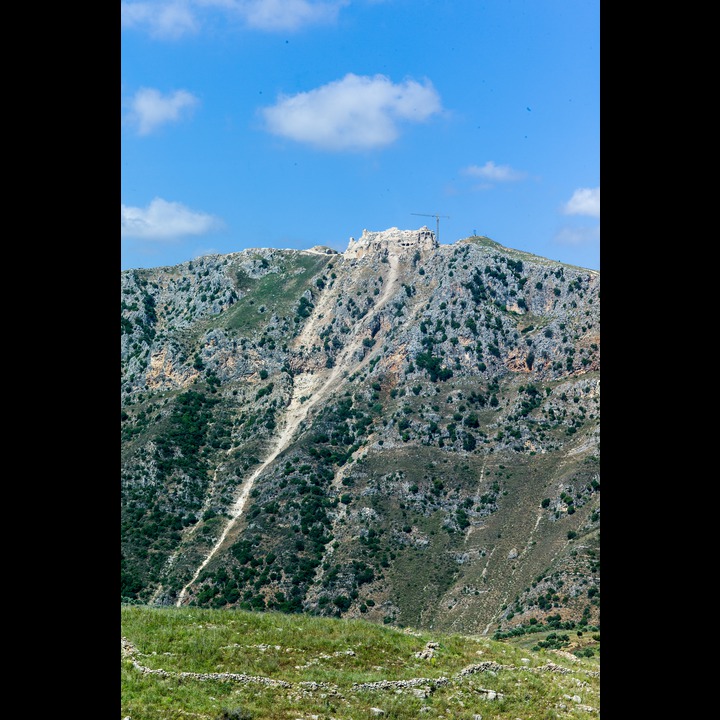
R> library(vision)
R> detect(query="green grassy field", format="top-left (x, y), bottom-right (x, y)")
top-left (121, 604), bottom-right (599, 719)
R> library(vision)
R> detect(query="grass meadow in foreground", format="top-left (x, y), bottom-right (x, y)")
top-left (121, 604), bottom-right (599, 720)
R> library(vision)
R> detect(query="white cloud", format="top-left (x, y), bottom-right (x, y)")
top-left (562, 187), bottom-right (600, 218)
top-left (122, 1), bottom-right (347, 36)
top-left (232, 0), bottom-right (347, 31)
top-left (126, 88), bottom-right (199, 136)
top-left (121, 198), bottom-right (223, 239)
top-left (462, 161), bottom-right (527, 183)
top-left (261, 73), bottom-right (442, 150)
top-left (553, 225), bottom-right (600, 247)
top-left (121, 1), bottom-right (199, 39)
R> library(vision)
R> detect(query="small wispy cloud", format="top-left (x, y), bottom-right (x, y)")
top-left (462, 161), bottom-right (527, 184)
top-left (562, 187), bottom-right (600, 218)
top-left (261, 73), bottom-right (442, 150)
top-left (230, 0), bottom-right (347, 31)
top-left (121, 198), bottom-right (223, 239)
top-left (121, 0), bottom-right (348, 37)
top-left (125, 87), bottom-right (200, 136)
top-left (121, 1), bottom-right (199, 39)
top-left (553, 225), bottom-right (600, 247)
top-left (191, 246), bottom-right (222, 259)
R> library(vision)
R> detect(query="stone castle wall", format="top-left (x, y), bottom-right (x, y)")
top-left (345, 227), bottom-right (438, 259)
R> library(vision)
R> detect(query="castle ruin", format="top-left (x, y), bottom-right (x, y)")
top-left (344, 227), bottom-right (438, 259)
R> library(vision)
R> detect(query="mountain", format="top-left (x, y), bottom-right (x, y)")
top-left (121, 227), bottom-right (600, 637)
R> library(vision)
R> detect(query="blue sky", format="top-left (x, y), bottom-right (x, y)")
top-left (121, 0), bottom-right (599, 272)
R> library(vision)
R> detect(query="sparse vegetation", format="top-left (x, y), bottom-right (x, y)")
top-left (122, 236), bottom-right (599, 650)
top-left (122, 604), bottom-right (599, 719)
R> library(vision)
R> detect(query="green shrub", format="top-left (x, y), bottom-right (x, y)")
top-left (218, 707), bottom-right (253, 719)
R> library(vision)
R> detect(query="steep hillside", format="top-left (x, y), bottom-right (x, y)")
top-left (121, 227), bottom-right (600, 637)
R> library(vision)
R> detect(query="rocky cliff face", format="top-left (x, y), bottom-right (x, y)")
top-left (121, 229), bottom-right (600, 636)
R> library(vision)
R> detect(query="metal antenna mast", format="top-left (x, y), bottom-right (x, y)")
top-left (411, 213), bottom-right (450, 243)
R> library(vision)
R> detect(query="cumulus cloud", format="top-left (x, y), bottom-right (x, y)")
top-left (261, 73), bottom-right (442, 150)
top-left (121, 198), bottom-right (223, 239)
top-left (121, 1), bottom-right (199, 39)
top-left (462, 161), bottom-right (527, 183)
top-left (126, 87), bottom-right (199, 136)
top-left (562, 187), bottom-right (600, 218)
